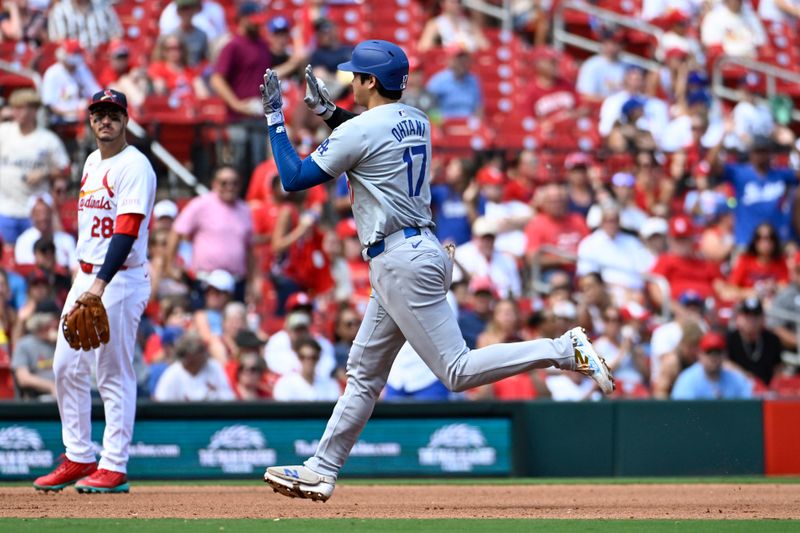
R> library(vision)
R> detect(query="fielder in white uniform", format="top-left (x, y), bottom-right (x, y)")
top-left (33, 90), bottom-right (155, 493)
top-left (261, 41), bottom-right (615, 502)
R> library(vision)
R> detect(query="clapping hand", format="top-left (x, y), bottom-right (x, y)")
top-left (260, 68), bottom-right (284, 125)
top-left (303, 65), bottom-right (336, 120)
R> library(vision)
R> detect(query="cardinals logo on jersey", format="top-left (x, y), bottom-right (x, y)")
top-left (79, 170), bottom-right (114, 199)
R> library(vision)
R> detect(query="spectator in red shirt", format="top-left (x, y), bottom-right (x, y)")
top-left (524, 46), bottom-right (579, 125)
top-left (525, 182), bottom-right (589, 278)
top-left (648, 215), bottom-right (725, 311)
top-left (209, 1), bottom-right (273, 177)
top-left (148, 34), bottom-right (209, 102)
top-left (725, 222), bottom-right (788, 302)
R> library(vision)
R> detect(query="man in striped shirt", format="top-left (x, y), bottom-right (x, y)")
top-left (48, 0), bottom-right (122, 51)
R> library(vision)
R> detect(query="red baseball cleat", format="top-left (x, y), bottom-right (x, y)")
top-left (33, 456), bottom-right (97, 492)
top-left (75, 468), bottom-right (129, 493)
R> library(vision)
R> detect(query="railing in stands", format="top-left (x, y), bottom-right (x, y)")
top-left (712, 55), bottom-right (800, 123)
top-left (462, 0), bottom-right (514, 32)
top-left (0, 60), bottom-right (207, 195)
top-left (552, 0), bottom-right (663, 71)
top-left (530, 244), bottom-right (672, 321)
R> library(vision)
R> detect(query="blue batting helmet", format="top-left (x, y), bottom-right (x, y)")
top-left (338, 40), bottom-right (409, 91)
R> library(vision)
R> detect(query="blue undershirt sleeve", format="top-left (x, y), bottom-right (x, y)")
top-left (96, 234), bottom-right (135, 283)
top-left (268, 124), bottom-right (335, 192)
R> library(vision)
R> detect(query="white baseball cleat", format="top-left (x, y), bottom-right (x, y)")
top-left (264, 465), bottom-right (335, 502)
top-left (568, 327), bottom-right (615, 395)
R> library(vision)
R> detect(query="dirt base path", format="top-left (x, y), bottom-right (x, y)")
top-left (1, 484), bottom-right (798, 520)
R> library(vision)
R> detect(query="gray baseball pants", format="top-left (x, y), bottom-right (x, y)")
top-left (305, 228), bottom-right (575, 479)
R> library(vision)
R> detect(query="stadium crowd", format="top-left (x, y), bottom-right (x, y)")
top-left (1, 0), bottom-right (800, 403)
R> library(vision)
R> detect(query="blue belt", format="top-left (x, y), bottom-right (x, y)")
top-left (366, 227), bottom-right (421, 258)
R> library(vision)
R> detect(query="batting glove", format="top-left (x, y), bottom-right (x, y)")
top-left (303, 65), bottom-right (336, 120)
top-left (260, 68), bottom-right (284, 126)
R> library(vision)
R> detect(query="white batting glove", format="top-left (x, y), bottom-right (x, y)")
top-left (304, 65), bottom-right (336, 120)
top-left (260, 68), bottom-right (284, 126)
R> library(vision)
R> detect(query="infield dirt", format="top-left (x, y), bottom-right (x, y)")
top-left (1, 484), bottom-right (798, 519)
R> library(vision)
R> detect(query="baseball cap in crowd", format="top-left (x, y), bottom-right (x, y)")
top-left (153, 199), bottom-right (179, 220)
top-left (737, 297), bottom-right (763, 315)
top-left (268, 15), bottom-right (291, 33)
top-left (565, 152), bottom-right (592, 170)
top-left (469, 276), bottom-right (497, 297)
top-left (235, 329), bottom-right (266, 349)
top-left (669, 215), bottom-right (694, 238)
top-left (751, 135), bottom-right (774, 152)
top-left (27, 268), bottom-right (49, 285)
top-left (476, 166), bottom-right (505, 186)
top-left (699, 331), bottom-right (726, 352)
top-left (88, 89), bottom-right (128, 115)
top-left (678, 290), bottom-right (704, 307)
top-left (60, 39), bottom-right (82, 56)
top-left (687, 70), bottom-right (709, 87)
top-left (108, 39), bottom-right (130, 58)
top-left (639, 217), bottom-right (668, 240)
top-left (286, 291), bottom-right (313, 312)
top-left (472, 216), bottom-right (499, 238)
top-left (314, 18), bottom-right (335, 32)
top-left (238, 2), bottom-right (267, 22)
top-left (620, 301), bottom-right (651, 322)
top-left (611, 172), bottom-right (636, 188)
top-left (664, 47), bottom-right (688, 61)
top-left (26, 192), bottom-right (54, 214)
top-left (206, 269), bottom-right (235, 293)
top-left (621, 97), bottom-right (645, 118)
top-left (687, 89), bottom-right (711, 108)
top-left (335, 218), bottom-right (358, 240)
top-left (9, 88), bottom-right (42, 108)
top-left (552, 300), bottom-right (577, 320)
top-left (285, 311), bottom-right (311, 330)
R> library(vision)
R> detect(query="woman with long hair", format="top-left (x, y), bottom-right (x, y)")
top-left (726, 222), bottom-right (788, 302)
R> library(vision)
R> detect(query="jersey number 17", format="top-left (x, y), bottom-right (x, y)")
top-left (403, 144), bottom-right (427, 197)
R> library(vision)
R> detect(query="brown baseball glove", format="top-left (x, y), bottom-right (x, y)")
top-left (62, 293), bottom-right (110, 351)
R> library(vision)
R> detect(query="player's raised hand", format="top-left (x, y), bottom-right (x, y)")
top-left (260, 68), bottom-right (284, 125)
top-left (304, 65), bottom-right (335, 120)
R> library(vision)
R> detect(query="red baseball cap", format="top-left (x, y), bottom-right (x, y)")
top-left (61, 39), bottom-right (82, 55)
top-left (286, 292), bottom-right (312, 312)
top-left (476, 166), bottom-right (505, 187)
top-left (699, 331), bottom-right (726, 352)
top-left (664, 47), bottom-right (688, 61)
top-left (669, 215), bottom-right (694, 238)
top-left (335, 218), bottom-right (358, 240)
top-left (564, 152), bottom-right (592, 170)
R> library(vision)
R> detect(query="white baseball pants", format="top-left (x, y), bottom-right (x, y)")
top-left (53, 265), bottom-right (150, 474)
top-left (305, 228), bottom-right (575, 479)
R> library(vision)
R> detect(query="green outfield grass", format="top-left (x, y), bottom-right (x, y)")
top-left (3, 476), bottom-right (800, 487)
top-left (1, 519), bottom-right (799, 533)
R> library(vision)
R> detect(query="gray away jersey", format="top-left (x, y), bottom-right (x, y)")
top-left (310, 102), bottom-right (433, 247)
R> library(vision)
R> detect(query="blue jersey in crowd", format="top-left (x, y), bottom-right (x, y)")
top-left (430, 184), bottom-right (485, 245)
top-left (671, 363), bottom-right (752, 400)
top-left (722, 163), bottom-right (797, 245)
top-left (425, 69), bottom-right (482, 118)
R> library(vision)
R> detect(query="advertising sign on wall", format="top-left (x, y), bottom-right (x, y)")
top-left (0, 418), bottom-right (511, 480)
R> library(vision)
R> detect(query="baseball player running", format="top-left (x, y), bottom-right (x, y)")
top-left (261, 40), bottom-right (614, 502)
top-left (33, 89), bottom-right (156, 493)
